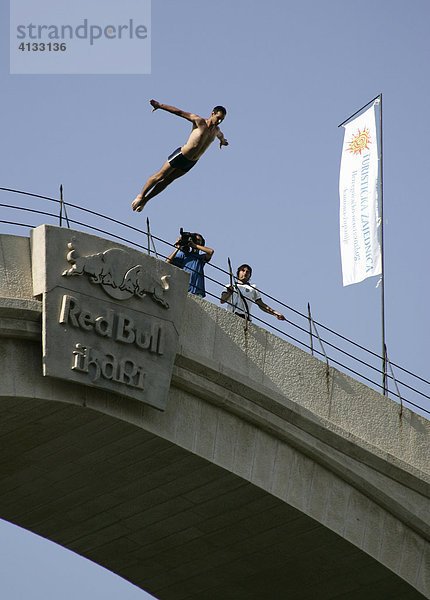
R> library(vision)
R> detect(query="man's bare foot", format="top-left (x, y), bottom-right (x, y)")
top-left (131, 195), bottom-right (148, 212)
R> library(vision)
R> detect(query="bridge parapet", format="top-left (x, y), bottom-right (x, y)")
top-left (1, 230), bottom-right (429, 599)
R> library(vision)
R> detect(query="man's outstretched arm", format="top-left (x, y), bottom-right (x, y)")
top-left (150, 100), bottom-right (204, 125)
top-left (216, 129), bottom-right (229, 148)
top-left (256, 299), bottom-right (285, 321)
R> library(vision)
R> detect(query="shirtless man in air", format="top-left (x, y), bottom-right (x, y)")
top-left (131, 100), bottom-right (228, 212)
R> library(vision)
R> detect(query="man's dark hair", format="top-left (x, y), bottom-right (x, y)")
top-left (213, 105), bottom-right (227, 116)
top-left (237, 264), bottom-right (252, 277)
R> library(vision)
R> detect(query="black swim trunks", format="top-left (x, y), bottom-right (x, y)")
top-left (168, 147), bottom-right (198, 172)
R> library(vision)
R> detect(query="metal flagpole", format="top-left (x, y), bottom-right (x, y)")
top-left (338, 93), bottom-right (387, 395)
top-left (379, 93), bottom-right (388, 395)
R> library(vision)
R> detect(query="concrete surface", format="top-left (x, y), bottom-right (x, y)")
top-left (0, 230), bottom-right (429, 599)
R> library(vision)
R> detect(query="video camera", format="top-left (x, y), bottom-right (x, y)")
top-left (178, 228), bottom-right (203, 249)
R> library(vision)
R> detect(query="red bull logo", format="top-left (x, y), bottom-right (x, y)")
top-left (62, 242), bottom-right (170, 307)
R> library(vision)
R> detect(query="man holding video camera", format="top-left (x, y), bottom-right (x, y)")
top-left (166, 229), bottom-right (214, 297)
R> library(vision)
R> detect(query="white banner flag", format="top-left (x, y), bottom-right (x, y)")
top-left (339, 101), bottom-right (381, 286)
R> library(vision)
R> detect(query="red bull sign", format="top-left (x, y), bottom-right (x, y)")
top-left (31, 225), bottom-right (189, 410)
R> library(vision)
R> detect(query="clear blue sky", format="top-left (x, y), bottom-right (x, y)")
top-left (1, 0), bottom-right (429, 597)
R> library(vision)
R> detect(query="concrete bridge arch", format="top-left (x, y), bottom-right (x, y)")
top-left (0, 231), bottom-right (429, 599)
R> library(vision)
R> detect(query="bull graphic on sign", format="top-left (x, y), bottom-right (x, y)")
top-left (62, 243), bottom-right (170, 307)
top-left (62, 244), bottom-right (118, 286)
top-left (119, 266), bottom-right (170, 308)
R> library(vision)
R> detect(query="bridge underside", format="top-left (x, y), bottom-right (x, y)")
top-left (0, 396), bottom-right (424, 600)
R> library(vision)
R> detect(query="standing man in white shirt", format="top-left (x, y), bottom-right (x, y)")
top-left (220, 264), bottom-right (285, 322)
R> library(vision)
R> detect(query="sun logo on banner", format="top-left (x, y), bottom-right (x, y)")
top-left (348, 127), bottom-right (371, 155)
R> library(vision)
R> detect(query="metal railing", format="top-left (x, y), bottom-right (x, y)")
top-left (1, 185), bottom-right (429, 417)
